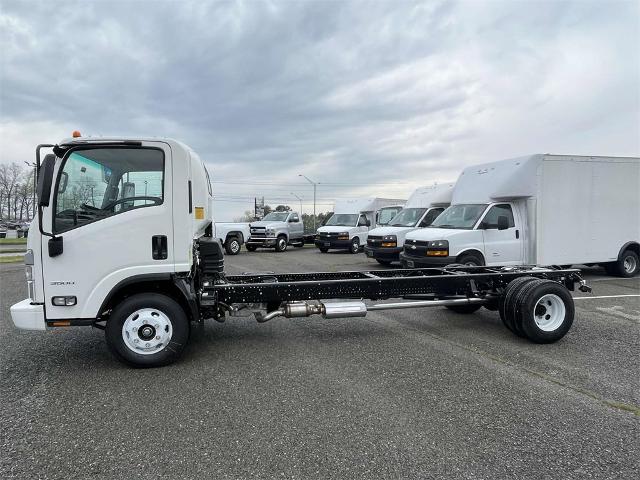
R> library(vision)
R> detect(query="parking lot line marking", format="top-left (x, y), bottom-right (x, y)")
top-left (573, 294), bottom-right (640, 300)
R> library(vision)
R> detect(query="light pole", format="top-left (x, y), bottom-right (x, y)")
top-left (290, 192), bottom-right (303, 214)
top-left (298, 174), bottom-right (317, 230)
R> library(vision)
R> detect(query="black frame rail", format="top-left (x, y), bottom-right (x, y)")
top-left (202, 266), bottom-right (584, 305)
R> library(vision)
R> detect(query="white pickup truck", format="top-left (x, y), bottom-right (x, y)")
top-left (214, 222), bottom-right (250, 255)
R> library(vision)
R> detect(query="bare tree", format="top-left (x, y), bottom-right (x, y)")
top-left (0, 163), bottom-right (24, 220)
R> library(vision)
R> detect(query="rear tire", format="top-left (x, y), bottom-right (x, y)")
top-left (457, 253), bottom-right (484, 267)
top-left (224, 237), bottom-right (241, 255)
top-left (275, 235), bottom-right (288, 252)
top-left (517, 280), bottom-right (575, 343)
top-left (350, 237), bottom-right (360, 254)
top-left (105, 293), bottom-right (190, 367)
top-left (500, 276), bottom-right (537, 336)
top-left (608, 250), bottom-right (639, 277)
top-left (245, 244), bottom-right (257, 252)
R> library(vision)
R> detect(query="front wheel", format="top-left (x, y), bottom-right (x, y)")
top-left (376, 258), bottom-right (392, 266)
top-left (608, 250), bottom-right (639, 277)
top-left (275, 235), bottom-right (288, 252)
top-left (457, 253), bottom-right (484, 266)
top-left (350, 238), bottom-right (360, 254)
top-left (105, 293), bottom-right (190, 367)
top-left (245, 244), bottom-right (257, 252)
top-left (318, 247), bottom-right (329, 253)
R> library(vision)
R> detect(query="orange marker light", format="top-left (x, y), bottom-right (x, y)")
top-left (72, 130), bottom-right (82, 138)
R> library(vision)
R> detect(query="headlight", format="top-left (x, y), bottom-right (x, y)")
top-left (25, 265), bottom-right (33, 281)
top-left (381, 235), bottom-right (397, 247)
top-left (426, 240), bottom-right (449, 256)
top-left (266, 228), bottom-right (275, 236)
top-left (337, 232), bottom-right (349, 240)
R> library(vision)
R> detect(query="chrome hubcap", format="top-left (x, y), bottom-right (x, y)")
top-left (231, 241), bottom-right (240, 253)
top-left (623, 255), bottom-right (637, 274)
top-left (122, 308), bottom-right (173, 355)
top-left (533, 294), bottom-right (565, 332)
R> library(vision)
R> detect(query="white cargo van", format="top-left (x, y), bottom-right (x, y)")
top-left (364, 183), bottom-right (454, 265)
top-left (400, 154), bottom-right (640, 277)
top-left (315, 197), bottom-right (406, 253)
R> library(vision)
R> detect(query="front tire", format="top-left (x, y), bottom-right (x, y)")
top-left (457, 253), bottom-right (484, 266)
top-left (376, 258), bottom-right (392, 266)
top-left (245, 244), bottom-right (257, 252)
top-left (105, 293), bottom-right (190, 367)
top-left (275, 235), bottom-right (288, 252)
top-left (224, 236), bottom-right (241, 255)
top-left (318, 247), bottom-right (329, 253)
top-left (350, 237), bottom-right (360, 254)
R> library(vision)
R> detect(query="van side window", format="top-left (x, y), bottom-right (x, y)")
top-left (358, 215), bottom-right (368, 226)
top-left (290, 213), bottom-right (299, 222)
top-left (481, 204), bottom-right (515, 229)
top-left (419, 208), bottom-right (444, 227)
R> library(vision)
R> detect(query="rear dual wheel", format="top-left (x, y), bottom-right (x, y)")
top-left (500, 278), bottom-right (574, 343)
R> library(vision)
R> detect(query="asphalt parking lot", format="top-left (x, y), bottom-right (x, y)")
top-left (1, 247), bottom-right (638, 479)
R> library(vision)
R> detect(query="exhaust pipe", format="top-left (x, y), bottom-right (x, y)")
top-left (254, 298), bottom-right (486, 323)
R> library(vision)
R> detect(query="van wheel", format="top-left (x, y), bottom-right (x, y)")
top-left (224, 237), bottom-right (241, 255)
top-left (275, 235), bottom-right (288, 252)
top-left (609, 250), bottom-right (639, 277)
top-left (517, 280), bottom-right (575, 343)
top-left (245, 244), bottom-right (257, 252)
top-left (350, 238), bottom-right (360, 254)
top-left (319, 247), bottom-right (329, 253)
top-left (105, 293), bottom-right (190, 367)
top-left (457, 253), bottom-right (484, 266)
top-left (376, 259), bottom-right (392, 266)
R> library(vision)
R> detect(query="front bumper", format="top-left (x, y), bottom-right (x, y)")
top-left (399, 252), bottom-right (457, 268)
top-left (10, 298), bottom-right (46, 331)
top-left (314, 239), bottom-right (352, 250)
top-left (246, 237), bottom-right (277, 247)
top-left (364, 246), bottom-right (402, 262)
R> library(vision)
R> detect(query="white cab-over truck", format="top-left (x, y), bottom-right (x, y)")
top-left (246, 211), bottom-right (305, 252)
top-left (365, 183), bottom-right (454, 265)
top-left (400, 154), bottom-right (640, 277)
top-left (214, 222), bottom-right (250, 255)
top-left (11, 136), bottom-right (591, 367)
top-left (314, 198), bottom-right (405, 254)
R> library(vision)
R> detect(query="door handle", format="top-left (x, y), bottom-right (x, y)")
top-left (515, 229), bottom-right (520, 239)
top-left (152, 235), bottom-right (168, 260)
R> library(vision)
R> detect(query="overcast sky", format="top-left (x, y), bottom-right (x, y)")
top-left (1, 0), bottom-right (638, 220)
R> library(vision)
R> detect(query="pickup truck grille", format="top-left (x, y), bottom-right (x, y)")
top-left (250, 227), bottom-right (266, 239)
top-left (318, 232), bottom-right (339, 239)
top-left (403, 239), bottom-right (429, 257)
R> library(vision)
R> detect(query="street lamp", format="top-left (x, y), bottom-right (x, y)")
top-left (290, 192), bottom-right (303, 214)
top-left (298, 174), bottom-right (317, 230)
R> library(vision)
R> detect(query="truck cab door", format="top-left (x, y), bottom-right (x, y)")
top-left (357, 214), bottom-right (370, 242)
top-left (288, 212), bottom-right (303, 239)
top-left (41, 143), bottom-right (173, 321)
top-left (479, 203), bottom-right (522, 265)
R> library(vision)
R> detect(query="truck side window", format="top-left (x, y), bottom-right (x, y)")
top-left (290, 214), bottom-right (299, 222)
top-left (419, 208), bottom-right (444, 227)
top-left (481, 204), bottom-right (515, 229)
top-left (358, 215), bottom-right (368, 227)
top-left (53, 148), bottom-right (164, 233)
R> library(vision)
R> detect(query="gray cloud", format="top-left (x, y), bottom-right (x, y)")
top-left (1, 0), bottom-right (638, 220)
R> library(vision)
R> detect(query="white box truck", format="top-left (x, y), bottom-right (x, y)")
top-left (364, 183), bottom-right (455, 265)
top-left (314, 197), bottom-right (405, 253)
top-left (400, 154), bottom-right (640, 277)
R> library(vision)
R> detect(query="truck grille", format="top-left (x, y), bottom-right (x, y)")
top-left (250, 227), bottom-right (266, 239)
top-left (403, 239), bottom-right (429, 258)
top-left (318, 232), bottom-right (339, 239)
top-left (367, 235), bottom-right (383, 247)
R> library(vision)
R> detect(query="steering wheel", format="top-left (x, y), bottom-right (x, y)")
top-left (102, 196), bottom-right (162, 211)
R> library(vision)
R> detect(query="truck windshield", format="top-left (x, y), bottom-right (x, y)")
top-left (261, 212), bottom-right (289, 222)
top-left (377, 207), bottom-right (402, 225)
top-left (54, 148), bottom-right (164, 233)
top-left (389, 208), bottom-right (427, 227)
top-left (325, 213), bottom-right (358, 226)
top-left (429, 204), bottom-right (486, 229)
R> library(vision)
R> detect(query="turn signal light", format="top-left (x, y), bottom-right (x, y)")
top-left (52, 296), bottom-right (77, 306)
top-left (426, 250), bottom-right (448, 257)
top-left (381, 242), bottom-right (397, 247)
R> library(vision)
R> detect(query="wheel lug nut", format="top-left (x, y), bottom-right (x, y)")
top-left (146, 343), bottom-right (150, 347)
top-left (134, 339), bottom-right (139, 343)
top-left (155, 335), bottom-right (160, 340)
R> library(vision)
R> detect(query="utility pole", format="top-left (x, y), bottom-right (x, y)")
top-left (290, 192), bottom-right (303, 214)
top-left (298, 174), bottom-right (317, 230)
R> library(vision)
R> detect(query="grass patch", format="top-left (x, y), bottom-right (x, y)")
top-left (0, 255), bottom-right (24, 264)
top-left (0, 237), bottom-right (28, 245)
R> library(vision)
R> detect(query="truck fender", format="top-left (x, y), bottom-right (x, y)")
top-left (225, 231), bottom-right (245, 244)
top-left (617, 241), bottom-right (640, 260)
top-left (455, 248), bottom-right (485, 263)
top-left (97, 273), bottom-right (198, 322)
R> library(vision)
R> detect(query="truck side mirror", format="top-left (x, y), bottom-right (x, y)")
top-left (497, 215), bottom-right (509, 230)
top-left (37, 154), bottom-right (56, 207)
